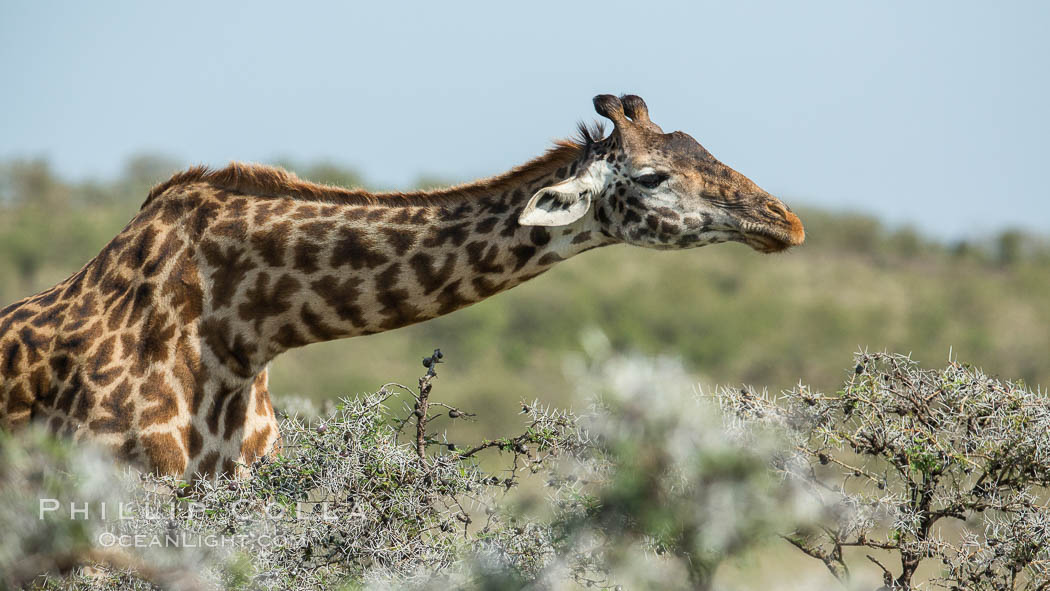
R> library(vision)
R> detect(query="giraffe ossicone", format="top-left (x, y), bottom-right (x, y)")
top-left (0, 94), bottom-right (804, 479)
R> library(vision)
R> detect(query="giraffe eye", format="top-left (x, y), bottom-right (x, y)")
top-left (634, 173), bottom-right (669, 189)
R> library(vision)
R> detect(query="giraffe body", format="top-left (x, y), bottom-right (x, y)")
top-left (0, 95), bottom-right (804, 478)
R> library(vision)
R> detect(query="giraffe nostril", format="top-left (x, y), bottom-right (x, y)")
top-left (766, 202), bottom-right (788, 219)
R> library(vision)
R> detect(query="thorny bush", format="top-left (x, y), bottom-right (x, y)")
top-left (721, 351), bottom-right (1050, 590)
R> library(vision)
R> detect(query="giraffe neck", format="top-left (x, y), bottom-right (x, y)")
top-left (182, 146), bottom-right (612, 380)
top-left (0, 140), bottom-right (615, 479)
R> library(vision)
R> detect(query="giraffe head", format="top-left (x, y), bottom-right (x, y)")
top-left (519, 94), bottom-right (805, 253)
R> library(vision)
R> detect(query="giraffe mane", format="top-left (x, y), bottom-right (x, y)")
top-left (143, 135), bottom-right (594, 209)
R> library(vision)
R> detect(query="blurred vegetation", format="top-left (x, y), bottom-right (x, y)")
top-left (7, 349), bottom-right (1046, 590)
top-left (2, 155), bottom-right (1049, 439)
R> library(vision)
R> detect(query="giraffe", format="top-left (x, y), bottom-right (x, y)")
top-left (0, 94), bottom-right (804, 479)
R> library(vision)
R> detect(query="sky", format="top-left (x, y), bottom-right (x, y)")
top-left (1, 1), bottom-right (1047, 240)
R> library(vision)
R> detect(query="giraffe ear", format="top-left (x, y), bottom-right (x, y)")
top-left (518, 178), bottom-right (593, 227)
